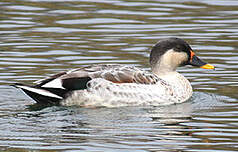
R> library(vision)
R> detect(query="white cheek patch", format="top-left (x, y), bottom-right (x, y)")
top-left (173, 52), bottom-right (188, 66)
top-left (41, 79), bottom-right (65, 89)
top-left (18, 85), bottom-right (63, 99)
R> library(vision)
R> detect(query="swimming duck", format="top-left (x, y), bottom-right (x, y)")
top-left (13, 37), bottom-right (214, 107)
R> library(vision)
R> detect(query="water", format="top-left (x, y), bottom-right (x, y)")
top-left (1, 0), bottom-right (238, 151)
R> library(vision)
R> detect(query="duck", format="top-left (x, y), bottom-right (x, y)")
top-left (12, 37), bottom-right (214, 107)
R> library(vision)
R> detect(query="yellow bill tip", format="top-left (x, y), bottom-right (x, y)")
top-left (200, 64), bottom-right (215, 70)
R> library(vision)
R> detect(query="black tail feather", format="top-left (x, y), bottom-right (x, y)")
top-left (12, 83), bottom-right (64, 105)
top-left (22, 88), bottom-right (61, 105)
top-left (11, 76), bottom-right (91, 105)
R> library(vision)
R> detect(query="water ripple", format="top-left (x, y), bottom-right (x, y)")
top-left (1, 0), bottom-right (238, 151)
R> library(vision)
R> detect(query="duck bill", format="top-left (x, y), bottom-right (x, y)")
top-left (189, 51), bottom-right (215, 69)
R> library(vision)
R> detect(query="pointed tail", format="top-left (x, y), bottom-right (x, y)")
top-left (12, 83), bottom-right (64, 105)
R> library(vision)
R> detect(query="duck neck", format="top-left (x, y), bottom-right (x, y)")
top-left (151, 57), bottom-right (177, 76)
top-left (152, 64), bottom-right (176, 76)
top-left (151, 49), bottom-right (186, 76)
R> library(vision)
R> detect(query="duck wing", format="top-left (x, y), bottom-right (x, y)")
top-left (13, 64), bottom-right (159, 105)
top-left (36, 64), bottom-right (159, 88)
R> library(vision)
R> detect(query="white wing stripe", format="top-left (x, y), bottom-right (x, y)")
top-left (18, 85), bottom-right (63, 99)
top-left (41, 79), bottom-right (65, 89)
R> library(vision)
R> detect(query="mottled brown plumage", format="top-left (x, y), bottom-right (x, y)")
top-left (36, 64), bottom-right (159, 86)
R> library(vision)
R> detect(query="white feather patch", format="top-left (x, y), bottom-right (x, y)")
top-left (41, 79), bottom-right (65, 89)
top-left (18, 85), bottom-right (63, 99)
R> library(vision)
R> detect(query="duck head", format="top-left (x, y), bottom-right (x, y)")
top-left (150, 37), bottom-right (214, 75)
